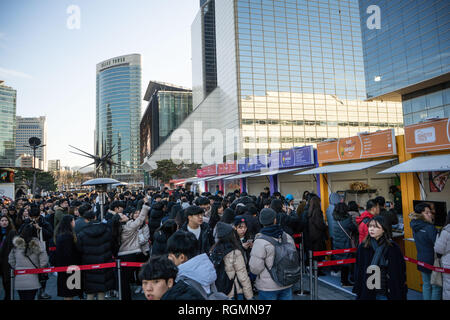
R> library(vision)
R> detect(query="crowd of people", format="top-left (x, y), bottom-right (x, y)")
top-left (0, 185), bottom-right (448, 301)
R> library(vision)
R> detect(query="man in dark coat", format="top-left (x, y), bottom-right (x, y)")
top-left (149, 201), bottom-right (165, 242)
top-left (179, 206), bottom-right (214, 256)
top-left (76, 211), bottom-right (115, 299)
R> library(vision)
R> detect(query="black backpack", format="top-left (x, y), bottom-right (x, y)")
top-left (209, 248), bottom-right (235, 295)
top-left (256, 232), bottom-right (301, 287)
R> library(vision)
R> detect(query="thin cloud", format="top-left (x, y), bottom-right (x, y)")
top-left (0, 67), bottom-right (33, 79)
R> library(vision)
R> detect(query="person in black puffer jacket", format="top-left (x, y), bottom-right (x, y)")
top-left (152, 219), bottom-right (178, 256)
top-left (76, 211), bottom-right (115, 300)
top-left (149, 202), bottom-right (165, 243)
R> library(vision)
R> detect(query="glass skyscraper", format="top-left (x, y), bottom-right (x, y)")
top-left (140, 81), bottom-right (193, 162)
top-left (95, 54), bottom-right (142, 179)
top-left (0, 81), bottom-right (16, 167)
top-left (235, 0), bottom-right (403, 154)
top-left (359, 0), bottom-right (450, 126)
top-left (146, 0), bottom-right (403, 166)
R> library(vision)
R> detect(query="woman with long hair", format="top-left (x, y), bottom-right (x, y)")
top-left (54, 214), bottom-right (82, 300)
top-left (307, 196), bottom-right (328, 274)
top-left (210, 222), bottom-right (253, 300)
top-left (0, 215), bottom-right (16, 300)
top-left (8, 223), bottom-right (48, 300)
top-left (353, 216), bottom-right (407, 300)
top-left (209, 202), bottom-right (224, 231)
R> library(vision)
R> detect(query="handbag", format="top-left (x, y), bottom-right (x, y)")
top-left (26, 255), bottom-right (49, 283)
top-left (337, 221), bottom-right (357, 248)
top-left (430, 253), bottom-right (443, 287)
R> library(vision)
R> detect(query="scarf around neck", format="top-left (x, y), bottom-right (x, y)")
top-left (370, 237), bottom-right (388, 267)
top-left (260, 224), bottom-right (283, 239)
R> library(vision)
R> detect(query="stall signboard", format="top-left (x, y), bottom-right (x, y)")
top-left (268, 146), bottom-right (315, 169)
top-left (238, 154), bottom-right (268, 173)
top-left (217, 161), bottom-right (238, 175)
top-left (196, 164), bottom-right (217, 178)
top-left (405, 118), bottom-right (450, 153)
top-left (317, 129), bottom-right (397, 164)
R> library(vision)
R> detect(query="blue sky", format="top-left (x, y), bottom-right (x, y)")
top-left (0, 0), bottom-right (198, 168)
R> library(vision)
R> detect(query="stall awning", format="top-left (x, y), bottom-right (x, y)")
top-left (295, 159), bottom-right (396, 175)
top-left (377, 154), bottom-right (450, 174)
top-left (254, 167), bottom-right (308, 177)
top-left (188, 177), bottom-right (211, 183)
top-left (204, 174), bottom-right (236, 181)
top-left (224, 172), bottom-right (260, 180)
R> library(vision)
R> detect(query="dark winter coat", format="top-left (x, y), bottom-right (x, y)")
top-left (76, 221), bottom-right (115, 293)
top-left (353, 241), bottom-right (407, 300)
top-left (54, 233), bottom-right (82, 297)
top-left (0, 229), bottom-right (16, 277)
top-left (149, 202), bottom-right (165, 242)
top-left (180, 222), bottom-right (214, 256)
top-left (276, 211), bottom-right (303, 237)
top-left (161, 279), bottom-right (205, 300)
top-left (151, 229), bottom-right (170, 256)
top-left (308, 209), bottom-right (328, 252)
top-left (332, 215), bottom-right (357, 259)
top-left (409, 211), bottom-right (438, 274)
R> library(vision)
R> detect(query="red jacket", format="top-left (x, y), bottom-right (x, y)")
top-left (356, 211), bottom-right (374, 244)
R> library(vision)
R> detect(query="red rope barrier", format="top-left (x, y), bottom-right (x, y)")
top-left (313, 248), bottom-right (357, 257)
top-left (317, 258), bottom-right (356, 268)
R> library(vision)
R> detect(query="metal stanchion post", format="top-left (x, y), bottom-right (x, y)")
top-left (299, 242), bottom-right (303, 295)
top-left (309, 251), bottom-right (313, 300)
top-left (116, 259), bottom-right (122, 300)
top-left (10, 269), bottom-right (15, 301)
top-left (314, 260), bottom-right (318, 300)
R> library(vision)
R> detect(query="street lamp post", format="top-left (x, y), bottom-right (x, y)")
top-left (24, 137), bottom-right (45, 196)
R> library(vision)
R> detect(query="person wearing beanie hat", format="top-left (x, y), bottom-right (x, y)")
top-left (221, 208), bottom-right (236, 224)
top-left (180, 206), bottom-right (214, 256)
top-left (249, 208), bottom-right (296, 300)
top-left (259, 208), bottom-right (277, 226)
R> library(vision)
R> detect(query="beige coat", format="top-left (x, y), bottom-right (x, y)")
top-left (118, 205), bottom-right (150, 256)
top-left (224, 249), bottom-right (253, 300)
top-left (8, 236), bottom-right (49, 290)
top-left (249, 231), bottom-right (294, 291)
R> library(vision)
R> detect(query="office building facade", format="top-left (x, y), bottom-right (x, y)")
top-left (95, 54), bottom-right (142, 180)
top-left (0, 81), bottom-right (16, 167)
top-left (144, 0), bottom-right (403, 170)
top-left (48, 159), bottom-right (61, 172)
top-left (140, 81), bottom-right (192, 163)
top-left (359, 0), bottom-right (450, 125)
top-left (15, 116), bottom-right (47, 171)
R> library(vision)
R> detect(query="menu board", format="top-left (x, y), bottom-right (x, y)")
top-left (317, 129), bottom-right (397, 164)
top-left (217, 161), bottom-right (238, 175)
top-left (196, 164), bottom-right (217, 178)
top-left (405, 118), bottom-right (450, 153)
